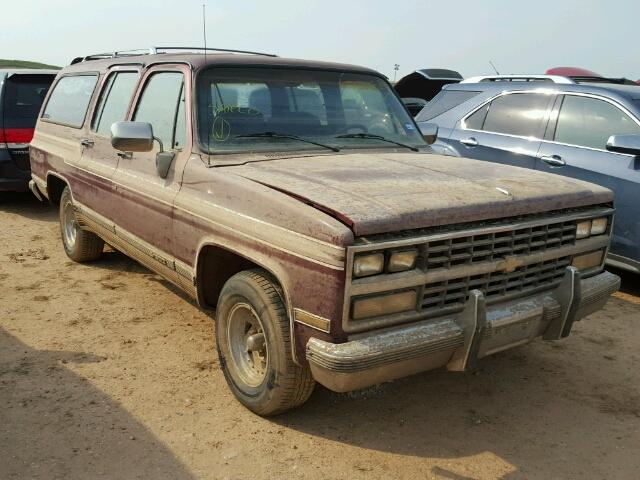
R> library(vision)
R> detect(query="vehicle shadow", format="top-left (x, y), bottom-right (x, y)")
top-left (609, 266), bottom-right (640, 296)
top-left (277, 327), bottom-right (640, 479)
top-left (89, 249), bottom-right (198, 306)
top-left (0, 328), bottom-right (194, 480)
top-left (0, 192), bottom-right (56, 222)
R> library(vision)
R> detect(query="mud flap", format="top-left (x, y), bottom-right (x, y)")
top-left (544, 266), bottom-right (581, 340)
top-left (447, 290), bottom-right (487, 372)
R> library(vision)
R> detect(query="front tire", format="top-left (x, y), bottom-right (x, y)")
top-left (216, 269), bottom-right (315, 416)
top-left (59, 187), bottom-right (104, 262)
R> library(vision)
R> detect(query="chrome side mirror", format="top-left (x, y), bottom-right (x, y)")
top-left (606, 134), bottom-right (640, 156)
top-left (111, 121), bottom-right (155, 152)
top-left (421, 123), bottom-right (438, 145)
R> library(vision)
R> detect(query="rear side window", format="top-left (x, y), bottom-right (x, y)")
top-left (92, 72), bottom-right (138, 135)
top-left (464, 104), bottom-right (489, 130)
top-left (479, 93), bottom-right (553, 138)
top-left (554, 95), bottom-right (640, 150)
top-left (2, 74), bottom-right (55, 128)
top-left (42, 75), bottom-right (98, 128)
top-left (417, 90), bottom-right (480, 122)
top-left (133, 72), bottom-right (185, 149)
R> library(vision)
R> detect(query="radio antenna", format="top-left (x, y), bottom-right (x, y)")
top-left (203, 3), bottom-right (211, 165)
top-left (202, 4), bottom-right (208, 62)
top-left (489, 60), bottom-right (500, 75)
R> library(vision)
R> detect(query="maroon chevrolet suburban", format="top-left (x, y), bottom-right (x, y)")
top-left (30, 47), bottom-right (620, 415)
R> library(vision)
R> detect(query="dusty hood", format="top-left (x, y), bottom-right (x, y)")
top-left (227, 152), bottom-right (613, 236)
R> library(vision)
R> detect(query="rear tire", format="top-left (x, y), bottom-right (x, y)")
top-left (59, 187), bottom-right (104, 262)
top-left (216, 269), bottom-right (315, 416)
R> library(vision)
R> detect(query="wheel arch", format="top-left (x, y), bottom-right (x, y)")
top-left (194, 241), bottom-right (299, 363)
top-left (45, 172), bottom-right (70, 205)
top-left (195, 241), bottom-right (293, 314)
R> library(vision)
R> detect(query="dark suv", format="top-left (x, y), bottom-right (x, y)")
top-left (1, 69), bottom-right (57, 191)
top-left (417, 75), bottom-right (640, 274)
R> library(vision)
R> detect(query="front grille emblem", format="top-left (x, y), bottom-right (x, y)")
top-left (502, 255), bottom-right (525, 273)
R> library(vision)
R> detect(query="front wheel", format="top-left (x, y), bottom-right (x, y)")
top-left (59, 187), bottom-right (104, 262)
top-left (216, 269), bottom-right (315, 416)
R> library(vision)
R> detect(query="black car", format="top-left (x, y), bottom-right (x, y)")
top-left (417, 74), bottom-right (640, 273)
top-left (394, 68), bottom-right (462, 116)
top-left (1, 69), bottom-right (57, 191)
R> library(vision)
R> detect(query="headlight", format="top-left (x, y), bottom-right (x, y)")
top-left (590, 217), bottom-right (607, 236)
top-left (353, 253), bottom-right (384, 278)
top-left (576, 220), bottom-right (591, 239)
top-left (352, 290), bottom-right (418, 320)
top-left (388, 249), bottom-right (418, 273)
top-left (572, 250), bottom-right (604, 271)
top-left (576, 217), bottom-right (608, 239)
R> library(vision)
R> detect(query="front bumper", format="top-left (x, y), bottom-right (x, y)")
top-left (306, 268), bottom-right (620, 392)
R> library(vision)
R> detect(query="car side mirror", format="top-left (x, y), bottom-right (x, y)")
top-left (421, 123), bottom-right (438, 145)
top-left (111, 121), bottom-right (155, 152)
top-left (606, 134), bottom-right (640, 156)
top-left (111, 121), bottom-right (175, 178)
top-left (155, 151), bottom-right (175, 179)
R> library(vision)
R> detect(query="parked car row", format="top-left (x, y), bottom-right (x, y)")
top-left (0, 48), bottom-right (625, 415)
top-left (416, 74), bottom-right (640, 274)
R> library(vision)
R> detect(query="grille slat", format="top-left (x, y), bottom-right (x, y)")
top-left (420, 257), bottom-right (571, 315)
top-left (423, 220), bottom-right (577, 270)
top-left (418, 218), bottom-right (577, 316)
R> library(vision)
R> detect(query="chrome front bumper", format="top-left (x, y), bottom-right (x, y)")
top-left (306, 268), bottom-right (620, 392)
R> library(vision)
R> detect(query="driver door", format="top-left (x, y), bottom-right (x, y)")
top-left (111, 65), bottom-right (191, 277)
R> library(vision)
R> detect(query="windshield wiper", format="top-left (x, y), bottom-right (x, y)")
top-left (335, 133), bottom-right (420, 152)
top-left (235, 132), bottom-right (340, 152)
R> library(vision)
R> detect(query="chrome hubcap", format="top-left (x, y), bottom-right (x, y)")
top-left (227, 303), bottom-right (268, 387)
top-left (62, 201), bottom-right (78, 249)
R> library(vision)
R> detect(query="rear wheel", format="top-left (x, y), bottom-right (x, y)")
top-left (216, 269), bottom-right (315, 416)
top-left (59, 187), bottom-right (104, 262)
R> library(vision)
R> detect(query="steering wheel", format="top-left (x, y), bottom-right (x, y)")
top-left (344, 124), bottom-right (368, 134)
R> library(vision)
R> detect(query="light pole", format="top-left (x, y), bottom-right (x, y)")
top-left (393, 64), bottom-right (400, 82)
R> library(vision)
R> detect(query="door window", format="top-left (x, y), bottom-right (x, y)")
top-left (480, 93), bottom-right (552, 138)
top-left (92, 72), bottom-right (139, 135)
top-left (41, 75), bottom-right (98, 128)
top-left (133, 72), bottom-right (186, 149)
top-left (554, 95), bottom-right (640, 150)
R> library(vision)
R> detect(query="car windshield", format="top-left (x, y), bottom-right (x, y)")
top-left (196, 67), bottom-right (426, 153)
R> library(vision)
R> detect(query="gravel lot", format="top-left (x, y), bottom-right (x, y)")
top-left (1, 192), bottom-right (639, 480)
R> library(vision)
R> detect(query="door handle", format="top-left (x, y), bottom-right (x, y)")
top-left (117, 151), bottom-right (132, 159)
top-left (461, 137), bottom-right (479, 147)
top-left (540, 155), bottom-right (566, 167)
top-left (80, 138), bottom-right (94, 147)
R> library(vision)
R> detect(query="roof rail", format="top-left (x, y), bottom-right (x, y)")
top-left (70, 46), bottom-right (277, 64)
top-left (460, 74), bottom-right (575, 84)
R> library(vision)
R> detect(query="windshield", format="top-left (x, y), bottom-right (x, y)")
top-left (196, 67), bottom-right (426, 153)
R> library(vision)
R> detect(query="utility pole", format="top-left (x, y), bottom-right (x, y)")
top-left (393, 64), bottom-right (400, 82)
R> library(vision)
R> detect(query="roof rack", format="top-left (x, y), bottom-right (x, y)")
top-left (70, 46), bottom-right (277, 64)
top-left (460, 74), bottom-right (575, 84)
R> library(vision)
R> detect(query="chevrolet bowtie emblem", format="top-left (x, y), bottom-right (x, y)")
top-left (502, 255), bottom-right (524, 273)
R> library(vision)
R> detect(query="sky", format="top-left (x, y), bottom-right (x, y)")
top-left (2, 0), bottom-right (639, 81)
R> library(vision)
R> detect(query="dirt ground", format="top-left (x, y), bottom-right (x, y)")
top-left (1, 192), bottom-right (639, 480)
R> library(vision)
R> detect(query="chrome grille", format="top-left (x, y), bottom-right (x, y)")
top-left (424, 221), bottom-right (577, 269)
top-left (421, 256), bottom-right (572, 317)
